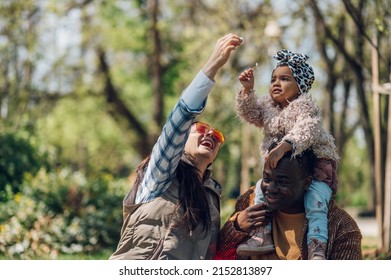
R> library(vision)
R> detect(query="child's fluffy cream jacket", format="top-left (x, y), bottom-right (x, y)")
top-left (236, 89), bottom-right (339, 163)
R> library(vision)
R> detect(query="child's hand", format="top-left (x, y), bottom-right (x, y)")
top-left (265, 141), bottom-right (292, 169)
top-left (238, 68), bottom-right (255, 91)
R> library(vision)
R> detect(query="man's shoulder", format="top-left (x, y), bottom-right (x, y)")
top-left (235, 186), bottom-right (256, 209)
top-left (326, 200), bottom-right (363, 259)
top-left (328, 200), bottom-right (361, 232)
top-left (329, 200), bottom-right (354, 220)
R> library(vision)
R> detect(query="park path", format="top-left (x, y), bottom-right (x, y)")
top-left (345, 207), bottom-right (377, 238)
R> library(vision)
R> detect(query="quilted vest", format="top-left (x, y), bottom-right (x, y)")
top-left (109, 178), bottom-right (221, 260)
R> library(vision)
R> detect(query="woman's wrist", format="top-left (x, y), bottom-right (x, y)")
top-left (202, 61), bottom-right (219, 81)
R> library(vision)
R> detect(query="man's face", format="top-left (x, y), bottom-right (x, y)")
top-left (260, 156), bottom-right (311, 214)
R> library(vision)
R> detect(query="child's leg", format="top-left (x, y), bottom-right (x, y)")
top-left (236, 179), bottom-right (274, 256)
top-left (254, 179), bottom-right (271, 232)
top-left (305, 180), bottom-right (332, 259)
top-left (254, 178), bottom-right (265, 204)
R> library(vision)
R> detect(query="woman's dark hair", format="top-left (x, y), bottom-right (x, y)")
top-left (132, 153), bottom-right (212, 233)
top-left (176, 153), bottom-right (212, 233)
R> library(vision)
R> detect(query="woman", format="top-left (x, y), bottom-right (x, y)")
top-left (109, 33), bottom-right (243, 260)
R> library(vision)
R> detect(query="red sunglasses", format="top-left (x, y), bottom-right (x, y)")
top-left (194, 121), bottom-right (225, 144)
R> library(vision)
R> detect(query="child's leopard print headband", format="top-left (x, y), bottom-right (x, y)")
top-left (273, 49), bottom-right (315, 95)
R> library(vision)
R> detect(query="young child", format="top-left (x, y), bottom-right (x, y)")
top-left (235, 49), bottom-right (339, 260)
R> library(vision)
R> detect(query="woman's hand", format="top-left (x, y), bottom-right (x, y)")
top-left (202, 33), bottom-right (243, 80)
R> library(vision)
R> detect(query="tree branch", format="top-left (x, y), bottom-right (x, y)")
top-left (96, 47), bottom-right (151, 157)
top-left (308, 0), bottom-right (364, 70)
top-left (342, 0), bottom-right (382, 55)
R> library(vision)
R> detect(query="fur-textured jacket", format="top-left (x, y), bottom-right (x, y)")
top-left (236, 90), bottom-right (339, 162)
top-left (236, 90), bottom-right (340, 193)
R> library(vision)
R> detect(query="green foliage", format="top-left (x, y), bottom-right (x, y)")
top-left (336, 136), bottom-right (371, 208)
top-left (36, 96), bottom-right (140, 177)
top-left (0, 132), bottom-right (48, 201)
top-left (0, 169), bottom-right (128, 259)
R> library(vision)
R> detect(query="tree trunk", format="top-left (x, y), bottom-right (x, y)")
top-left (148, 0), bottom-right (164, 130)
top-left (97, 48), bottom-right (151, 158)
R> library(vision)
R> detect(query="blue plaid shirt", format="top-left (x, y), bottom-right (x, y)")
top-left (135, 70), bottom-right (215, 204)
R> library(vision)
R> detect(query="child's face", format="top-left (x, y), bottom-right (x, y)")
top-left (269, 66), bottom-right (299, 108)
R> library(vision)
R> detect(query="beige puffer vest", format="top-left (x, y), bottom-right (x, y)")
top-left (109, 178), bottom-right (221, 260)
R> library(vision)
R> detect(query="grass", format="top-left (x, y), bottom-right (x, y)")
top-left (1, 244), bottom-right (389, 260)
top-left (0, 249), bottom-right (113, 260)
top-left (55, 249), bottom-right (113, 260)
top-left (362, 236), bottom-right (391, 260)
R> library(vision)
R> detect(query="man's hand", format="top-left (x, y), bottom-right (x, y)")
top-left (236, 202), bottom-right (273, 232)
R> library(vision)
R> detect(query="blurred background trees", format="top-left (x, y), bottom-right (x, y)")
top-left (0, 0), bottom-right (390, 258)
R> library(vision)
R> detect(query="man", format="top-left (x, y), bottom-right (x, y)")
top-left (215, 148), bottom-right (362, 260)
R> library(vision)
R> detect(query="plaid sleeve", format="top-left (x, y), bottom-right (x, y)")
top-left (135, 72), bottom-right (214, 204)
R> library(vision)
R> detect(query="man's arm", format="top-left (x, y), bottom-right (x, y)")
top-left (215, 188), bottom-right (255, 259)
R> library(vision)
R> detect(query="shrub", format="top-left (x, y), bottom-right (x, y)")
top-left (0, 132), bottom-right (48, 201)
top-left (0, 169), bottom-right (129, 259)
